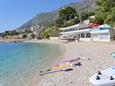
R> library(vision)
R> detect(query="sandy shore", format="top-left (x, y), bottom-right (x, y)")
top-left (27, 40), bottom-right (115, 86)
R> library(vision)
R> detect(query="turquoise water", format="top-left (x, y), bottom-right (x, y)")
top-left (0, 43), bottom-right (63, 86)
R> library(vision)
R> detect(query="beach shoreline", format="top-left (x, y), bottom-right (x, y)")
top-left (3, 39), bottom-right (115, 86)
top-left (0, 38), bottom-right (28, 43)
top-left (25, 40), bottom-right (115, 86)
top-left (23, 40), bottom-right (68, 86)
top-left (25, 40), bottom-right (70, 70)
top-left (0, 40), bottom-right (66, 86)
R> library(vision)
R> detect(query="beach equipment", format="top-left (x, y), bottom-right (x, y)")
top-left (89, 66), bottom-right (115, 86)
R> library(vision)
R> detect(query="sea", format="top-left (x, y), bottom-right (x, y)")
top-left (0, 42), bottom-right (63, 86)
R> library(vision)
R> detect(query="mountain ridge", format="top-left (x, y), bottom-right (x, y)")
top-left (17, 0), bottom-right (97, 30)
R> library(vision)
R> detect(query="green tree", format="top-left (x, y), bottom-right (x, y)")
top-left (55, 6), bottom-right (79, 27)
top-left (91, 12), bottom-right (108, 24)
top-left (96, 0), bottom-right (115, 12)
top-left (106, 7), bottom-right (115, 26)
top-left (80, 12), bottom-right (95, 21)
top-left (67, 18), bottom-right (80, 26)
top-left (40, 27), bottom-right (60, 39)
top-left (55, 18), bottom-right (64, 27)
top-left (59, 7), bottom-right (77, 21)
top-left (90, 0), bottom-right (115, 26)
top-left (4, 30), bottom-right (19, 36)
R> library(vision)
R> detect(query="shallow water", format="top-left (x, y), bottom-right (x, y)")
top-left (0, 43), bottom-right (63, 86)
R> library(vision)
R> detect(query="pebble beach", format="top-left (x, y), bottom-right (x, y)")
top-left (32, 40), bottom-right (115, 86)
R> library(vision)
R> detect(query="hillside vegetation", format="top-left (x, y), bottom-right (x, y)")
top-left (90, 0), bottom-right (115, 26)
top-left (40, 7), bottom-right (94, 39)
top-left (40, 0), bottom-right (115, 39)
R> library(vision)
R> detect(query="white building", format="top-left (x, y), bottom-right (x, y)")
top-left (60, 24), bottom-right (115, 42)
top-left (91, 25), bottom-right (115, 42)
top-left (60, 24), bottom-right (91, 41)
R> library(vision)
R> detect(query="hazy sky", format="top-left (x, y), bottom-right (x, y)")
top-left (0, 0), bottom-right (80, 32)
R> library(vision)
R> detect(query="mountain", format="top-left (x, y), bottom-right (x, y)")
top-left (19, 11), bottom-right (59, 29)
top-left (17, 0), bottom-right (97, 30)
top-left (77, 0), bottom-right (97, 12)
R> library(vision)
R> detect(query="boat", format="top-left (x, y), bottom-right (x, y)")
top-left (89, 66), bottom-right (115, 86)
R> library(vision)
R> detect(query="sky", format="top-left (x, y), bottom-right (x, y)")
top-left (0, 0), bottom-right (80, 32)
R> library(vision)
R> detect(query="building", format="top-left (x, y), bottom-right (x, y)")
top-left (91, 25), bottom-right (115, 42)
top-left (16, 29), bottom-right (26, 33)
top-left (60, 24), bottom-right (115, 42)
top-left (60, 23), bottom-right (91, 41)
top-left (30, 25), bottom-right (44, 39)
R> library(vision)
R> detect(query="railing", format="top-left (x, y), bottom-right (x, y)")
top-left (60, 29), bottom-right (91, 35)
top-left (61, 27), bottom-right (90, 32)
